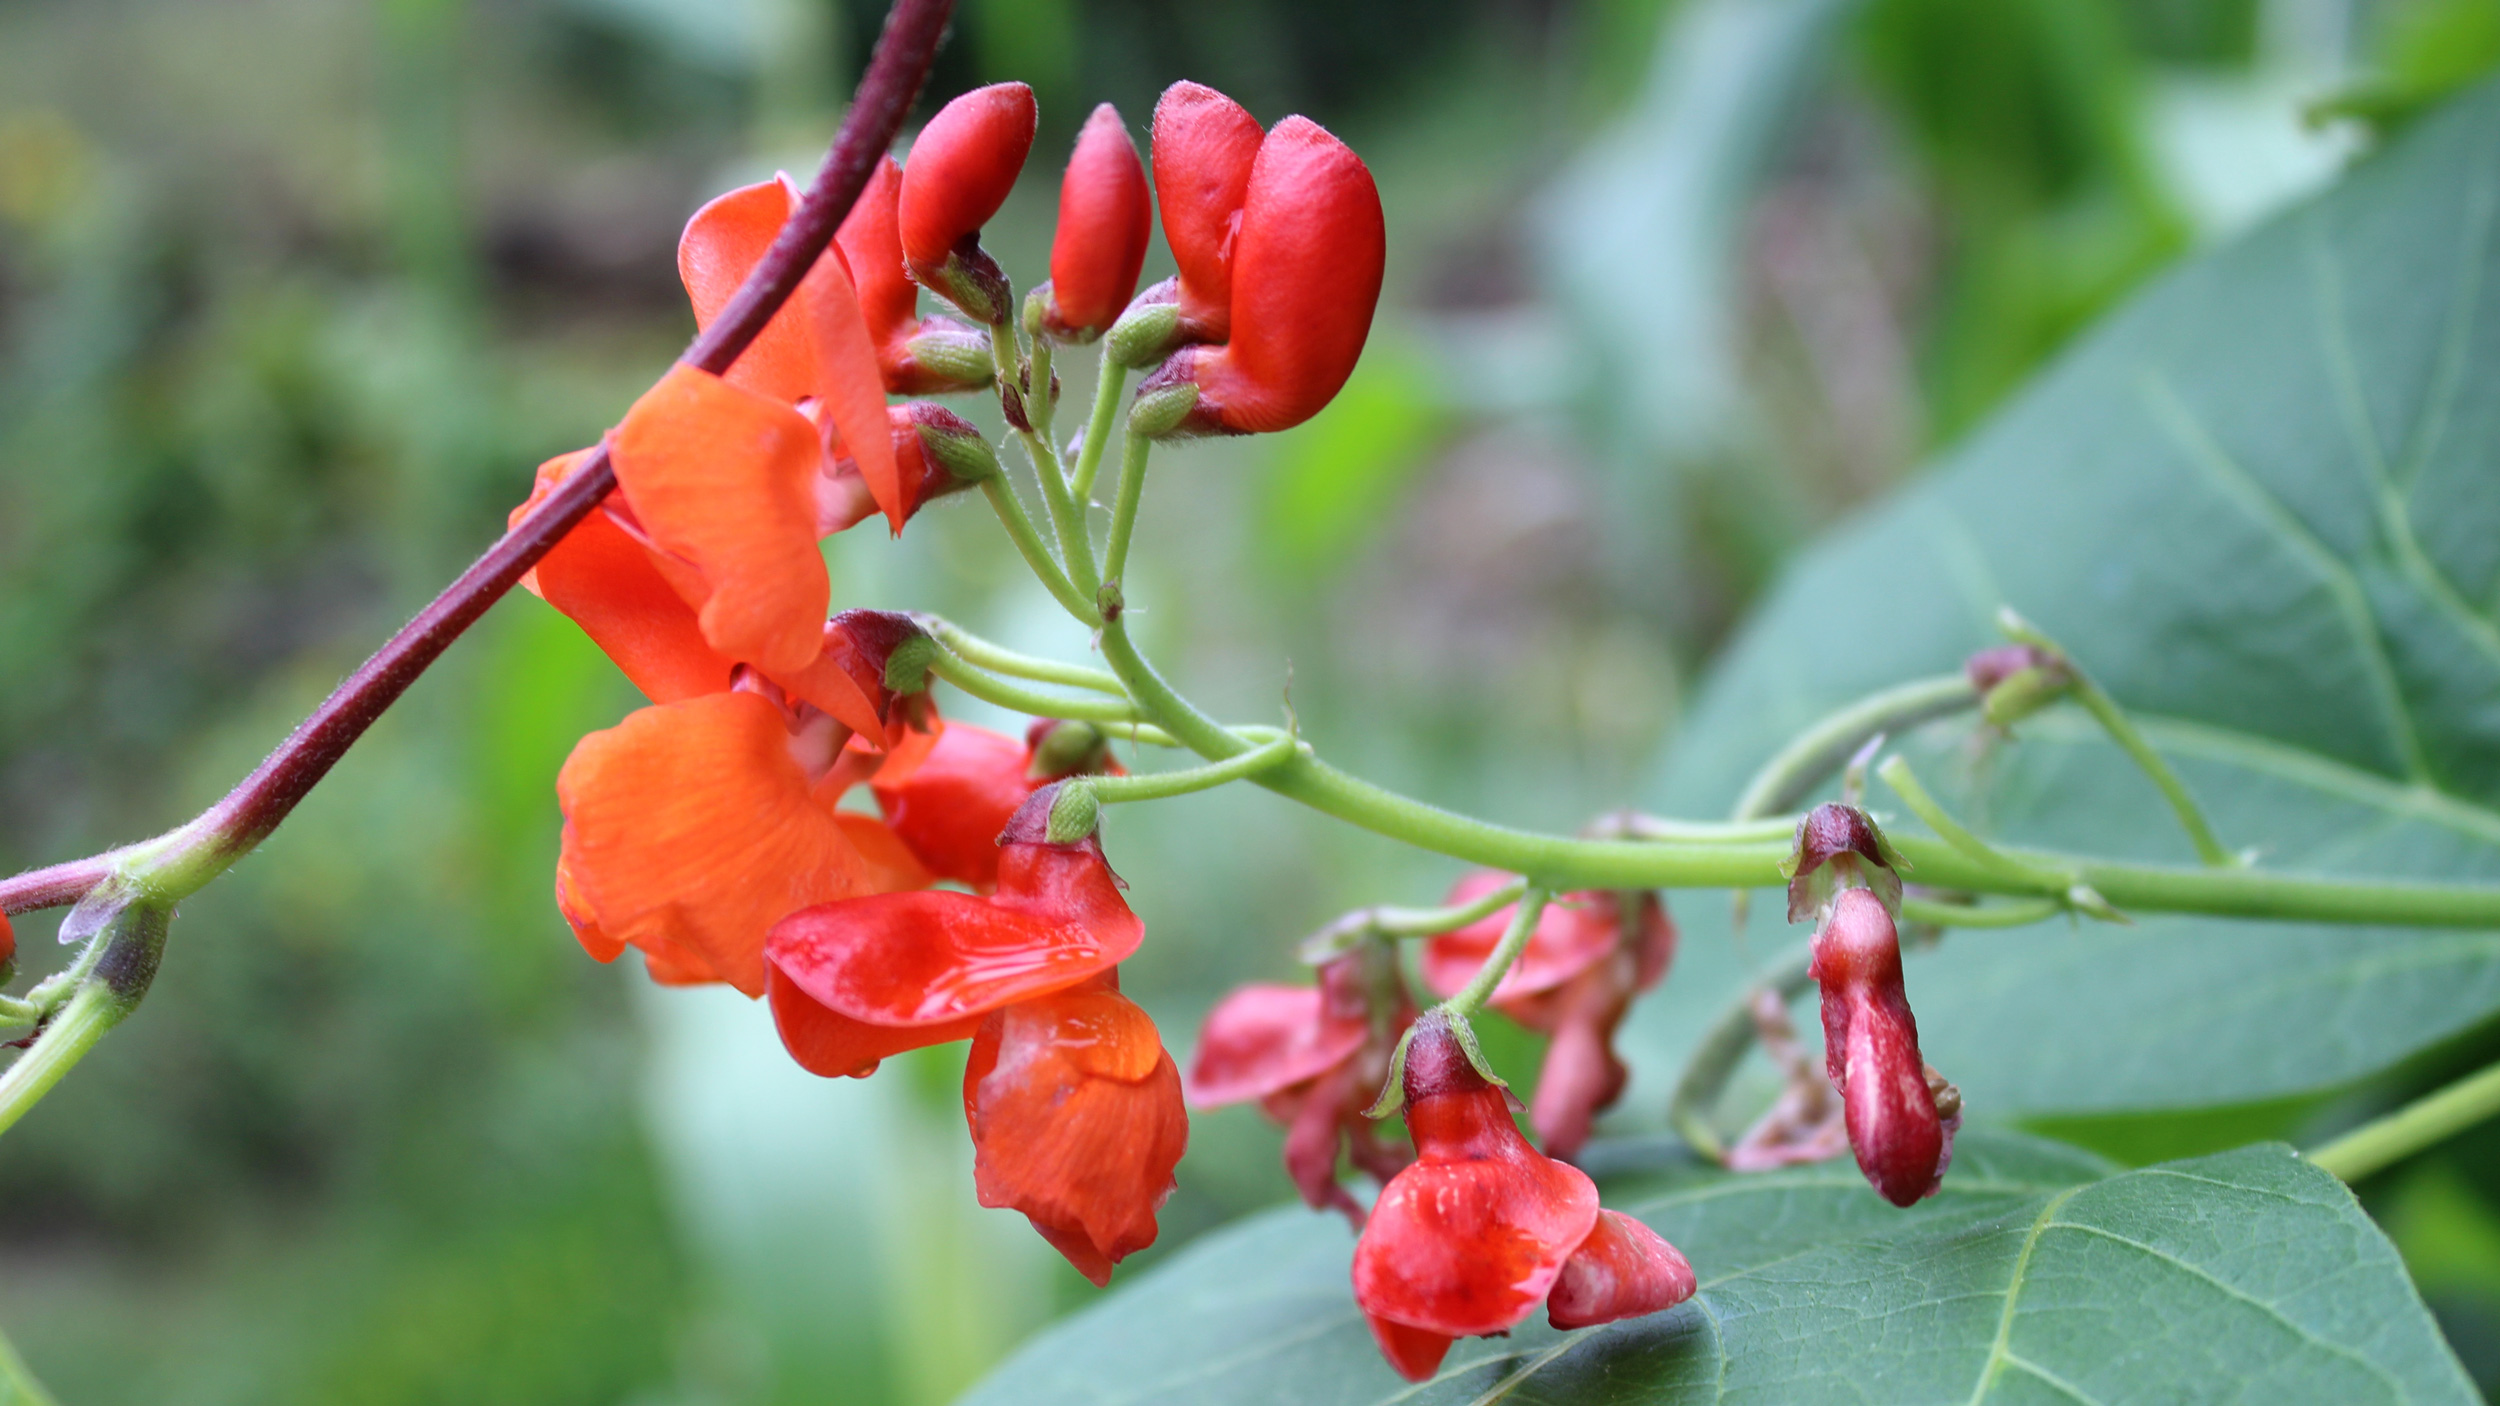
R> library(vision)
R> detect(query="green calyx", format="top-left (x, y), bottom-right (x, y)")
top-left (1129, 382), bottom-right (1200, 440)
top-left (1106, 301), bottom-right (1181, 368)
top-left (916, 422), bottom-right (1001, 482)
top-left (1045, 783), bottom-right (1101, 845)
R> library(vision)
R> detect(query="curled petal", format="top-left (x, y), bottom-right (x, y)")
top-left (557, 692), bottom-right (872, 995)
top-left (766, 840), bottom-right (1143, 1026)
top-left (1547, 1210), bottom-right (1696, 1330)
top-left (1046, 103), bottom-right (1152, 339)
top-left (1149, 81), bottom-right (1263, 343)
top-left (870, 721), bottom-right (1034, 887)
top-left (965, 982), bottom-right (1188, 1285)
top-left (612, 365), bottom-right (830, 675)
top-left (1182, 983), bottom-right (1364, 1106)
top-left (514, 451), bottom-right (737, 704)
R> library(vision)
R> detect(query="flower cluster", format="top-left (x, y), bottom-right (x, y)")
top-left (517, 76), bottom-right (1385, 1284)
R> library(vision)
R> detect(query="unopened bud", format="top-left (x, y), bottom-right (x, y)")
top-left (1966, 644), bottom-right (2071, 728)
top-left (1130, 361), bottom-right (1208, 439)
top-left (1000, 779), bottom-right (1101, 849)
top-left (1811, 889), bottom-right (1949, 1207)
top-left (1367, 1006), bottom-right (1504, 1120)
top-left (1784, 803), bottom-right (1907, 923)
top-left (901, 321), bottom-right (995, 390)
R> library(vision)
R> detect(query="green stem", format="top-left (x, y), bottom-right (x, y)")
top-left (1877, 754), bottom-right (2068, 889)
top-left (1896, 895), bottom-right (2064, 929)
top-left (924, 619), bottom-right (1127, 694)
top-left (2309, 1058), bottom-right (2500, 1182)
top-left (1085, 732), bottom-right (1304, 805)
top-left (0, 1322), bottom-right (59, 1406)
top-left (980, 478), bottom-right (1100, 625)
top-left (1029, 333), bottom-right (1056, 437)
top-left (1444, 887), bottom-right (1551, 1018)
top-left (1069, 352), bottom-right (1127, 504)
top-left (994, 321), bottom-right (1100, 600)
top-left (1729, 675), bottom-right (1977, 821)
top-left (1999, 611), bottom-right (2232, 867)
top-left (926, 650), bottom-right (1146, 724)
top-left (1668, 943), bottom-right (1818, 1162)
top-left (1102, 430), bottom-right (1151, 590)
top-left (0, 984), bottom-right (122, 1140)
top-left (1592, 811), bottom-right (1810, 845)
top-left (1371, 881), bottom-right (1529, 937)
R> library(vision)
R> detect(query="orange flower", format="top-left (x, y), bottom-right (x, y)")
top-left (835, 157), bottom-right (993, 394)
top-left (963, 970), bottom-right (1187, 1285)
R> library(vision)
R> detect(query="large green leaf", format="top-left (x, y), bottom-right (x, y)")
top-left (1619, 75), bottom-right (2500, 1130)
top-left (962, 1131), bottom-right (2473, 1403)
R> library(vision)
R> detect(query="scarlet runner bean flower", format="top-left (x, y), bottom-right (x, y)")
top-left (871, 716), bottom-right (1118, 889)
top-left (1184, 935), bottom-right (1416, 1224)
top-left (1421, 875), bottom-right (1676, 1158)
top-left (765, 784), bottom-right (1184, 1282)
top-left (1352, 1012), bottom-right (1695, 1381)
top-left (1133, 110), bottom-right (1386, 436)
top-left (1126, 81), bottom-right (1263, 352)
top-left (1810, 887), bottom-right (1960, 1206)
top-left (898, 81), bottom-right (1037, 325)
top-left (1036, 103), bottom-right (1152, 343)
top-left (834, 156), bottom-right (995, 393)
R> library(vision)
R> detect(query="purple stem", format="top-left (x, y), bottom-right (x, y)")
top-left (0, 0), bottom-right (959, 917)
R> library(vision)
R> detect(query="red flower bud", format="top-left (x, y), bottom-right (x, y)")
top-left (834, 157), bottom-right (994, 394)
top-left (898, 82), bottom-right (1036, 324)
top-left (964, 971), bottom-right (1188, 1286)
top-left (1811, 888), bottom-right (1956, 1206)
top-left (1786, 801), bottom-right (1904, 922)
top-left (1041, 103), bottom-right (1152, 342)
top-left (1186, 941), bottom-right (1415, 1224)
top-left (1148, 81), bottom-right (1264, 346)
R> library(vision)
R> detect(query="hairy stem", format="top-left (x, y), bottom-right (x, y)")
top-left (1086, 732), bottom-right (1305, 805)
top-left (923, 618), bottom-right (1127, 694)
top-left (1444, 887), bottom-right (1552, 1018)
top-left (1896, 895), bottom-right (2064, 929)
top-left (981, 478), bottom-right (1102, 624)
top-left (925, 650), bottom-right (1146, 724)
top-left (2310, 1058), bottom-right (2500, 1182)
top-left (1877, 755), bottom-right (2069, 890)
top-left (1069, 351), bottom-right (1127, 504)
top-left (1729, 675), bottom-right (1977, 821)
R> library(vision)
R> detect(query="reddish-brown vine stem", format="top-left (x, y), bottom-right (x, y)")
top-left (0, 0), bottom-right (959, 918)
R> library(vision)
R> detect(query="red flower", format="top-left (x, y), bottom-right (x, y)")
top-left (1811, 887), bottom-right (1957, 1206)
top-left (763, 784), bottom-right (1143, 1078)
top-left (1422, 877), bottom-right (1676, 1158)
top-left (818, 403), bottom-right (994, 535)
top-left (964, 969), bottom-right (1188, 1285)
top-left (1040, 103), bottom-right (1152, 342)
top-left (1138, 115), bottom-right (1385, 436)
top-left (1351, 1012), bottom-right (1694, 1381)
top-left (1185, 940), bottom-right (1415, 1224)
top-left (834, 156), bottom-right (993, 394)
top-left (1145, 81), bottom-right (1263, 346)
top-left (898, 82), bottom-right (1036, 324)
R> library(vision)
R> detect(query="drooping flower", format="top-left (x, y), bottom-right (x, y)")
top-left (1038, 103), bottom-right (1152, 342)
top-left (963, 968), bottom-right (1188, 1285)
top-left (898, 82), bottom-right (1037, 325)
top-left (1185, 936), bottom-right (1415, 1223)
top-left (763, 783), bottom-right (1144, 1078)
top-left (834, 156), bottom-right (994, 394)
top-left (1421, 876), bottom-right (1676, 1158)
top-left (1135, 114), bottom-right (1385, 436)
top-left (1810, 887), bottom-right (1958, 1206)
top-left (1351, 1012), bottom-right (1694, 1381)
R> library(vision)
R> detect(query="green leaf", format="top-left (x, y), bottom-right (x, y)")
top-left (961, 1131), bottom-right (2474, 1402)
top-left (1628, 75), bottom-right (2500, 1134)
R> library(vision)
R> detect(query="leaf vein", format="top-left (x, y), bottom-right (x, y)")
top-left (1962, 1186), bottom-right (2080, 1405)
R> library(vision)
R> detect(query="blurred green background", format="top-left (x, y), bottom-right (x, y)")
top-left (1, 0), bottom-right (2495, 1399)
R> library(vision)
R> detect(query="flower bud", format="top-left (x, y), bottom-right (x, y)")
top-left (1785, 802), bottom-right (1906, 923)
top-left (1040, 103), bottom-right (1152, 343)
top-left (898, 402), bottom-right (998, 484)
top-left (1149, 82), bottom-right (1263, 347)
top-left (1105, 285), bottom-right (1184, 368)
top-left (899, 82), bottom-right (1037, 325)
top-left (835, 157), bottom-right (994, 394)
top-left (1811, 888), bottom-right (1954, 1207)
top-left (1132, 117), bottom-right (1385, 438)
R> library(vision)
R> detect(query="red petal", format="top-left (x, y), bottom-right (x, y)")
top-left (1185, 116), bottom-right (1384, 433)
top-left (768, 961), bottom-right (981, 1078)
top-left (834, 157), bottom-right (918, 367)
top-left (679, 179), bottom-right (819, 405)
top-left (832, 811), bottom-right (936, 894)
top-left (1527, 996), bottom-right (1629, 1160)
top-left (1048, 103), bottom-right (1151, 337)
top-left (1364, 1313), bottom-right (1453, 1383)
top-left (765, 841), bottom-right (1142, 1026)
top-left (1149, 81), bottom-right (1262, 342)
top-left (1182, 983), bottom-right (1363, 1106)
top-left (1547, 1210), bottom-right (1696, 1330)
top-left (898, 82), bottom-right (1037, 270)
top-left (965, 984), bottom-right (1187, 1285)
top-left (612, 365), bottom-right (829, 675)
top-left (870, 721), bottom-right (1034, 887)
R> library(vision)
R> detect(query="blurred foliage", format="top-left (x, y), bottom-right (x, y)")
top-left (0, 0), bottom-right (2497, 1400)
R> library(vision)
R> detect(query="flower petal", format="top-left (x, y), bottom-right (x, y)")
top-left (678, 178), bottom-right (821, 406)
top-left (1547, 1210), bottom-right (1696, 1330)
top-left (869, 720), bottom-right (1035, 888)
top-left (1364, 1313), bottom-right (1453, 1383)
top-left (1352, 1144), bottom-right (1599, 1338)
top-left (613, 364), bottom-right (830, 675)
top-left (557, 692), bottom-right (871, 995)
top-left (514, 451), bottom-right (739, 703)
top-left (769, 961), bottom-right (981, 1078)
top-left (1419, 877), bottom-right (1618, 1006)
top-left (1182, 983), bottom-right (1363, 1106)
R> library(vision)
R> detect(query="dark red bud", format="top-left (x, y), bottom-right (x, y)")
top-left (1400, 1010), bottom-right (1495, 1105)
top-left (1811, 888), bottom-right (1948, 1207)
top-left (1965, 644), bottom-right (2057, 692)
top-left (1787, 802), bottom-right (1904, 923)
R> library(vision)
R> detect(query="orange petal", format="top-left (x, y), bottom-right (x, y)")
top-left (768, 960), bottom-right (980, 1077)
top-left (613, 363), bottom-right (830, 675)
top-left (679, 178), bottom-right (821, 406)
top-left (809, 246), bottom-right (905, 533)
top-left (557, 691), bottom-right (870, 995)
top-left (834, 811), bottom-right (936, 893)
top-left (514, 451), bottom-right (740, 704)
